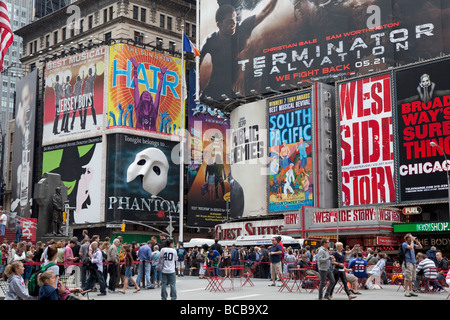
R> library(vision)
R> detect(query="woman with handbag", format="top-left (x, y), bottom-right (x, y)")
top-left (119, 244), bottom-right (140, 294)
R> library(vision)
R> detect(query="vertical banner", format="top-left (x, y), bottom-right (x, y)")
top-left (338, 73), bottom-right (395, 206)
top-left (107, 44), bottom-right (183, 136)
top-left (42, 137), bottom-right (103, 224)
top-left (267, 91), bottom-right (314, 212)
top-left (11, 70), bottom-right (38, 217)
top-left (395, 58), bottom-right (450, 201)
top-left (105, 133), bottom-right (180, 223)
top-left (229, 100), bottom-right (268, 218)
top-left (43, 47), bottom-right (106, 145)
top-left (186, 63), bottom-right (231, 227)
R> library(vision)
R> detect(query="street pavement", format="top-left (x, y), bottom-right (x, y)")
top-left (90, 275), bottom-right (450, 301)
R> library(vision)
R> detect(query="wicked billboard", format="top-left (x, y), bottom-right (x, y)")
top-left (107, 44), bottom-right (183, 136)
top-left (186, 63), bottom-right (231, 227)
top-left (42, 137), bottom-right (103, 224)
top-left (43, 46), bottom-right (106, 145)
top-left (199, 0), bottom-right (450, 102)
top-left (105, 133), bottom-right (180, 223)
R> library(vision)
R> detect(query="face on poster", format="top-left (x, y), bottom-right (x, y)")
top-left (43, 47), bottom-right (106, 145)
top-left (108, 44), bottom-right (183, 135)
top-left (199, 0), bottom-right (450, 102)
top-left (186, 65), bottom-right (231, 227)
top-left (396, 58), bottom-right (450, 202)
top-left (267, 91), bottom-right (313, 212)
top-left (106, 133), bottom-right (180, 223)
top-left (11, 70), bottom-right (37, 217)
top-left (338, 73), bottom-right (395, 206)
top-left (42, 137), bottom-right (103, 224)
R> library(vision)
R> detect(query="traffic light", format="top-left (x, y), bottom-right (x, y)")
top-left (121, 223), bottom-right (125, 232)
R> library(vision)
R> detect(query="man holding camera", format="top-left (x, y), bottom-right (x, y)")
top-left (402, 233), bottom-right (422, 297)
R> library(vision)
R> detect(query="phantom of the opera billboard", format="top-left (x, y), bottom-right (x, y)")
top-left (43, 46), bottom-right (106, 145)
top-left (42, 137), bottom-right (103, 224)
top-left (267, 90), bottom-right (314, 212)
top-left (186, 64), bottom-right (231, 227)
top-left (105, 133), bottom-right (180, 223)
top-left (337, 72), bottom-right (395, 207)
top-left (199, 0), bottom-right (450, 102)
top-left (395, 57), bottom-right (450, 203)
top-left (107, 44), bottom-right (183, 136)
top-left (11, 70), bottom-right (38, 217)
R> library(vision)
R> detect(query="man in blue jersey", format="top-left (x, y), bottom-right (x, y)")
top-left (348, 252), bottom-right (368, 288)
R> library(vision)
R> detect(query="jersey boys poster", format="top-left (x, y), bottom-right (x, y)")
top-left (395, 58), bottom-right (450, 202)
top-left (186, 65), bottom-right (231, 227)
top-left (105, 133), bottom-right (180, 223)
top-left (107, 44), bottom-right (183, 136)
top-left (338, 73), bottom-right (395, 206)
top-left (199, 0), bottom-right (450, 102)
top-left (43, 46), bottom-right (106, 145)
top-left (42, 137), bottom-right (103, 224)
top-left (268, 91), bottom-right (313, 212)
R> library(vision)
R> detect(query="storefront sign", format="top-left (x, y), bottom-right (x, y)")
top-left (312, 208), bottom-right (403, 224)
top-left (394, 221), bottom-right (450, 233)
top-left (284, 213), bottom-right (300, 226)
top-left (377, 236), bottom-right (399, 246)
top-left (214, 219), bottom-right (284, 241)
top-left (402, 207), bottom-right (422, 215)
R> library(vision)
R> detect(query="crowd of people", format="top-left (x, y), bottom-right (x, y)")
top-left (1, 232), bottom-right (449, 300)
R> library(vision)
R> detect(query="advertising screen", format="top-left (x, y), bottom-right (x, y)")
top-left (11, 70), bottom-right (38, 217)
top-left (186, 64), bottom-right (231, 227)
top-left (107, 44), bottom-right (183, 136)
top-left (338, 73), bottom-right (395, 206)
top-left (105, 133), bottom-right (180, 223)
top-left (42, 137), bottom-right (103, 224)
top-left (43, 46), bottom-right (106, 145)
top-left (395, 58), bottom-right (450, 202)
top-left (267, 90), bottom-right (313, 212)
top-left (199, 0), bottom-right (450, 102)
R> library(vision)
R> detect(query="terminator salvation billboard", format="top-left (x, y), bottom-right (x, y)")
top-left (105, 133), bottom-right (180, 223)
top-left (43, 47), bottom-right (106, 145)
top-left (107, 44), bottom-right (183, 136)
top-left (337, 73), bottom-right (395, 207)
top-left (199, 0), bottom-right (450, 102)
top-left (395, 58), bottom-right (450, 202)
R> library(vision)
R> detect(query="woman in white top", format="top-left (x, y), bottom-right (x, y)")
top-left (366, 252), bottom-right (386, 289)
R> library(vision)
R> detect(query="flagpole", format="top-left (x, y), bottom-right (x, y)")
top-left (179, 24), bottom-right (185, 243)
top-left (195, 0), bottom-right (200, 101)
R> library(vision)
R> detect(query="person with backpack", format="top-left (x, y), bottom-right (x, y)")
top-left (4, 261), bottom-right (35, 300)
top-left (401, 233), bottom-right (422, 297)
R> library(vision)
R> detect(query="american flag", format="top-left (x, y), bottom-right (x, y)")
top-left (0, 0), bottom-right (12, 72)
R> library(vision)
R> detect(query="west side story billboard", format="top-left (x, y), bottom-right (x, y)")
top-left (395, 57), bottom-right (450, 202)
top-left (11, 70), bottom-right (38, 217)
top-left (337, 72), bottom-right (395, 207)
top-left (199, 0), bottom-right (450, 102)
top-left (43, 47), bottom-right (106, 145)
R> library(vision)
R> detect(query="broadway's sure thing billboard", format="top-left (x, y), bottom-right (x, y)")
top-left (42, 137), bottom-right (103, 224)
top-left (229, 100), bottom-right (268, 218)
top-left (186, 64), bottom-right (231, 227)
top-left (107, 44), bottom-right (183, 136)
top-left (337, 72), bottom-right (395, 207)
top-left (268, 90), bottom-right (313, 212)
top-left (199, 0), bottom-right (450, 102)
top-left (395, 58), bottom-right (450, 202)
top-left (43, 46), bottom-right (106, 145)
top-left (105, 133), bottom-right (180, 223)
top-left (11, 70), bottom-right (38, 217)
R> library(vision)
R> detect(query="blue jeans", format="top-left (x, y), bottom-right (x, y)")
top-left (151, 266), bottom-right (162, 283)
top-left (161, 272), bottom-right (177, 300)
top-left (137, 261), bottom-right (152, 288)
top-left (0, 225), bottom-right (5, 236)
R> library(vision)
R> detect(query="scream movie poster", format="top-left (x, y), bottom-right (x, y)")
top-left (186, 64), bottom-right (231, 227)
top-left (396, 58), bottom-right (450, 202)
top-left (105, 133), bottom-right (180, 223)
top-left (107, 44), bottom-right (183, 136)
top-left (199, 0), bottom-right (450, 102)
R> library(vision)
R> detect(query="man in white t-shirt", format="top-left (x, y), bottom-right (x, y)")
top-left (0, 208), bottom-right (7, 236)
top-left (158, 239), bottom-right (177, 300)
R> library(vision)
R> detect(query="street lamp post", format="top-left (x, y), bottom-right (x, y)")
top-left (430, 141), bottom-right (450, 219)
